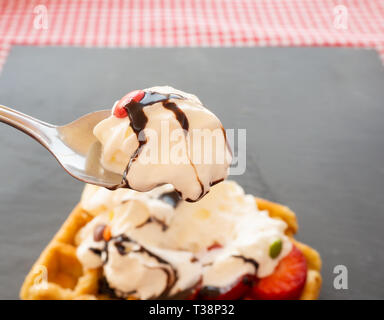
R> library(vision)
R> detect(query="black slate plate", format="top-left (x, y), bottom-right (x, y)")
top-left (0, 46), bottom-right (384, 300)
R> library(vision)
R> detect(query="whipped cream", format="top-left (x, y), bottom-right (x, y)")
top-left (76, 181), bottom-right (292, 299)
top-left (93, 86), bottom-right (232, 201)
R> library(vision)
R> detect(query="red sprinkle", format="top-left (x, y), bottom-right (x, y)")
top-left (207, 242), bottom-right (222, 251)
top-left (113, 90), bottom-right (145, 118)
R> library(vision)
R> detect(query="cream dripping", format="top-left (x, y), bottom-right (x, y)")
top-left (76, 181), bottom-right (292, 299)
top-left (93, 86), bottom-right (232, 201)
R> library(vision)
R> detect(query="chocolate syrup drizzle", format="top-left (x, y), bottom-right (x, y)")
top-left (89, 248), bottom-right (102, 256)
top-left (98, 277), bottom-right (126, 299)
top-left (158, 190), bottom-right (182, 208)
top-left (163, 102), bottom-right (189, 131)
top-left (120, 92), bottom-right (185, 189)
top-left (90, 232), bottom-right (179, 298)
top-left (232, 255), bottom-right (259, 272)
top-left (129, 190), bottom-right (182, 231)
top-left (162, 101), bottom-right (205, 200)
top-left (89, 228), bottom-right (260, 300)
top-left (115, 234), bottom-right (178, 298)
top-left (136, 216), bottom-right (168, 231)
top-left (115, 90), bottom-right (228, 202)
top-left (88, 188), bottom-right (260, 300)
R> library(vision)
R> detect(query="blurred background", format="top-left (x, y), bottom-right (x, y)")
top-left (0, 0), bottom-right (384, 300)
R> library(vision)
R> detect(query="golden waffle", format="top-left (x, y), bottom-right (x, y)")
top-left (20, 198), bottom-right (322, 300)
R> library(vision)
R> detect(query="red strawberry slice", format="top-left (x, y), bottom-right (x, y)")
top-left (113, 90), bottom-right (145, 118)
top-left (250, 245), bottom-right (307, 300)
top-left (198, 274), bottom-right (255, 300)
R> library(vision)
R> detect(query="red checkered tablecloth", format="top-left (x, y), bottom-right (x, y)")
top-left (0, 0), bottom-right (383, 71)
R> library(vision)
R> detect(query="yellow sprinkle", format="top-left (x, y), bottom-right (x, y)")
top-left (125, 127), bottom-right (134, 138)
top-left (219, 204), bottom-right (228, 211)
top-left (108, 210), bottom-right (114, 221)
top-left (193, 208), bottom-right (211, 220)
top-left (110, 151), bottom-right (120, 162)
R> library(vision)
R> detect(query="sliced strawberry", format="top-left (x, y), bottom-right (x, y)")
top-left (198, 274), bottom-right (255, 300)
top-left (251, 245), bottom-right (307, 300)
top-left (113, 90), bottom-right (145, 118)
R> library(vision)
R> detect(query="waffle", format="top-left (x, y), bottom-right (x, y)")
top-left (20, 198), bottom-right (322, 300)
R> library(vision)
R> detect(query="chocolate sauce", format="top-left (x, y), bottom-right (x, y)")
top-left (114, 241), bottom-right (126, 255)
top-left (136, 216), bottom-right (168, 231)
top-left (98, 277), bottom-right (124, 299)
top-left (90, 232), bottom-right (257, 300)
top-left (185, 167), bottom-right (205, 202)
top-left (89, 248), bottom-right (102, 256)
top-left (210, 178), bottom-right (224, 187)
top-left (232, 255), bottom-right (259, 272)
top-left (121, 92), bottom-right (185, 188)
top-left (89, 240), bottom-right (109, 264)
top-left (162, 103), bottom-right (205, 202)
top-left (221, 125), bottom-right (233, 157)
top-left (112, 234), bottom-right (178, 297)
top-left (163, 102), bottom-right (189, 131)
top-left (92, 231), bottom-right (179, 298)
top-left (158, 190), bottom-right (182, 208)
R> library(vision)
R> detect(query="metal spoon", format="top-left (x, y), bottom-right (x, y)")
top-left (0, 105), bottom-right (123, 188)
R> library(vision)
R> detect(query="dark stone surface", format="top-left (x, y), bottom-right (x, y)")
top-left (0, 46), bottom-right (383, 299)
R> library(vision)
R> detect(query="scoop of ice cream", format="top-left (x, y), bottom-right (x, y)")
top-left (93, 86), bottom-right (232, 201)
top-left (76, 180), bottom-right (292, 299)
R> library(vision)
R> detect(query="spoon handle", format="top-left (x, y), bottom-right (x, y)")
top-left (0, 105), bottom-right (54, 148)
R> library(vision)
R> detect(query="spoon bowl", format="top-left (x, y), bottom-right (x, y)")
top-left (0, 105), bottom-right (123, 188)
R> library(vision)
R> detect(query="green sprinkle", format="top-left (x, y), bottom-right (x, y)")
top-left (269, 239), bottom-right (283, 259)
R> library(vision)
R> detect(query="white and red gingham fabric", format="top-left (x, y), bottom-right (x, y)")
top-left (0, 0), bottom-right (383, 71)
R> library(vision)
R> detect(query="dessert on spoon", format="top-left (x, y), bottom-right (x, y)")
top-left (94, 86), bottom-right (232, 201)
top-left (0, 86), bottom-right (231, 202)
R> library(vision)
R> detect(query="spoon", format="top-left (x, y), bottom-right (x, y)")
top-left (0, 105), bottom-right (123, 188)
